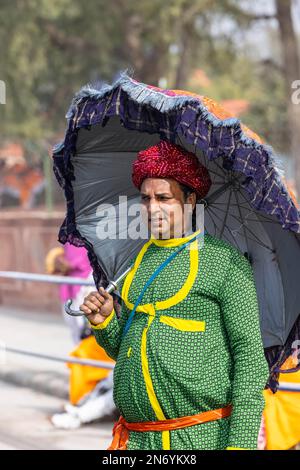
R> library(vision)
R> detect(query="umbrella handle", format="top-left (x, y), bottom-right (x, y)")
top-left (64, 265), bottom-right (133, 317)
top-left (64, 299), bottom-right (89, 317)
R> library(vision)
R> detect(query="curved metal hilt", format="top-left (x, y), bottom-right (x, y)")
top-left (64, 265), bottom-right (133, 317)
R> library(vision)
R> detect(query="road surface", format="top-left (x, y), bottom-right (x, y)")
top-left (0, 380), bottom-right (113, 450)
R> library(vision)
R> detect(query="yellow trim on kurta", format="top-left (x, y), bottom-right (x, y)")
top-left (121, 231), bottom-right (202, 451)
top-left (121, 240), bottom-right (156, 315)
top-left (160, 316), bottom-right (206, 332)
top-left (88, 308), bottom-right (115, 330)
top-left (150, 228), bottom-right (201, 248)
top-left (127, 346), bottom-right (132, 358)
top-left (155, 237), bottom-right (198, 310)
top-left (141, 315), bottom-right (170, 450)
top-left (226, 447), bottom-right (249, 450)
top-left (122, 236), bottom-right (200, 313)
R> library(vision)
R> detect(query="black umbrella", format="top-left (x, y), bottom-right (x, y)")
top-left (53, 72), bottom-right (300, 391)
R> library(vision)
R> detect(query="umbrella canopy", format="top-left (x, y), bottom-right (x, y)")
top-left (53, 71), bottom-right (300, 391)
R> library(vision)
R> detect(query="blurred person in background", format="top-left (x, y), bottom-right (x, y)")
top-left (45, 243), bottom-right (117, 429)
top-left (51, 365), bottom-right (117, 429)
top-left (50, 282), bottom-right (118, 430)
top-left (260, 357), bottom-right (300, 450)
top-left (45, 242), bottom-right (92, 344)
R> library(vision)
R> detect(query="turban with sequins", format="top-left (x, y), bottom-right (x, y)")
top-left (132, 140), bottom-right (212, 199)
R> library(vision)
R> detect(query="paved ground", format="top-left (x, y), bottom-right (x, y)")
top-left (0, 305), bottom-right (73, 373)
top-left (0, 305), bottom-right (114, 450)
top-left (0, 305), bottom-right (73, 398)
top-left (0, 380), bottom-right (112, 450)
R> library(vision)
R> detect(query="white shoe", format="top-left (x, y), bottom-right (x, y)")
top-left (63, 403), bottom-right (80, 416)
top-left (51, 412), bottom-right (81, 429)
top-left (76, 390), bottom-right (115, 423)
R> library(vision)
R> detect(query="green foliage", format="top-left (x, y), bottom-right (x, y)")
top-left (0, 0), bottom-right (292, 158)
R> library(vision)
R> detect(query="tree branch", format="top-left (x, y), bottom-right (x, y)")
top-left (37, 19), bottom-right (97, 53)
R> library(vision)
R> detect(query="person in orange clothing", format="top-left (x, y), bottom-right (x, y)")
top-left (50, 335), bottom-right (117, 430)
top-left (67, 334), bottom-right (115, 406)
top-left (260, 356), bottom-right (300, 450)
top-left (50, 332), bottom-right (117, 429)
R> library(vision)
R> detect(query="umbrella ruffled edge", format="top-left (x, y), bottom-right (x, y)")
top-left (60, 69), bottom-right (300, 232)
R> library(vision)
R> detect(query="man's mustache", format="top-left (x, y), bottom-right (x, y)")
top-left (148, 217), bottom-right (165, 222)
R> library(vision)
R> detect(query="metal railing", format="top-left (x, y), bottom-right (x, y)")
top-left (0, 271), bottom-right (114, 369)
top-left (4, 346), bottom-right (114, 369)
top-left (0, 271), bottom-right (95, 286)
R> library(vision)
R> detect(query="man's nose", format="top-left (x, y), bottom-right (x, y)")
top-left (148, 198), bottom-right (161, 214)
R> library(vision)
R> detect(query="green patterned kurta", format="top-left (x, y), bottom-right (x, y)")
top-left (91, 230), bottom-right (269, 450)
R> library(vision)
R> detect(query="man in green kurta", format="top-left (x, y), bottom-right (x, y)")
top-left (80, 140), bottom-right (269, 450)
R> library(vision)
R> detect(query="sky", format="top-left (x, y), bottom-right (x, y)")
top-left (240, 0), bottom-right (300, 59)
top-left (209, 0), bottom-right (300, 61)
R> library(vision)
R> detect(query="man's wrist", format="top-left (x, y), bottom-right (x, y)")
top-left (89, 307), bottom-right (115, 329)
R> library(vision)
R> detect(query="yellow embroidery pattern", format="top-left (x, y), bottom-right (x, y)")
top-left (160, 316), bottom-right (206, 332)
top-left (141, 315), bottom-right (170, 450)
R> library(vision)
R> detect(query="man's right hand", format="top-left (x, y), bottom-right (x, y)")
top-left (79, 287), bottom-right (114, 326)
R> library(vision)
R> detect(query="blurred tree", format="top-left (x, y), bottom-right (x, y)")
top-left (0, 0), bottom-right (118, 140)
top-left (275, 0), bottom-right (300, 199)
top-left (0, 0), bottom-right (297, 180)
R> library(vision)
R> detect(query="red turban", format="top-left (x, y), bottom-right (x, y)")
top-left (132, 140), bottom-right (212, 199)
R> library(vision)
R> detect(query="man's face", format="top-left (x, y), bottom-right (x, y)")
top-left (140, 178), bottom-right (196, 239)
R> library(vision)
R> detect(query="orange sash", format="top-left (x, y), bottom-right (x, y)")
top-left (107, 404), bottom-right (232, 450)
